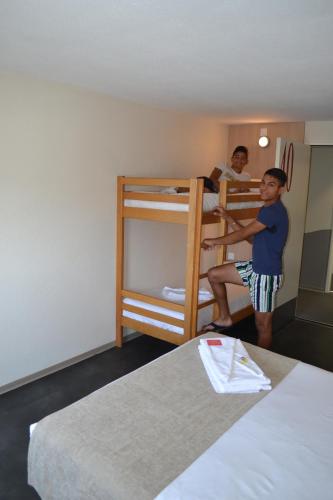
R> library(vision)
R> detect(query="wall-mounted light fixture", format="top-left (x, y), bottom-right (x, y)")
top-left (258, 128), bottom-right (270, 148)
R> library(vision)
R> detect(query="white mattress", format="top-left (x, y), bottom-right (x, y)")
top-left (124, 192), bottom-right (263, 213)
top-left (123, 284), bottom-right (251, 335)
top-left (156, 362), bottom-right (333, 500)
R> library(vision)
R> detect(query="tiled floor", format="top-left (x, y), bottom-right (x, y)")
top-left (1, 319), bottom-right (332, 499)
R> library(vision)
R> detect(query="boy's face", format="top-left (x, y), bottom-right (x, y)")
top-left (231, 152), bottom-right (248, 173)
top-left (260, 174), bottom-right (284, 204)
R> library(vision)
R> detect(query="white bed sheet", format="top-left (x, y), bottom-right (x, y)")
top-left (156, 361), bottom-right (333, 500)
top-left (124, 192), bottom-right (263, 213)
top-left (123, 284), bottom-right (251, 335)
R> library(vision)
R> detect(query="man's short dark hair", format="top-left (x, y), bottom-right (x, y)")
top-left (197, 176), bottom-right (218, 193)
top-left (264, 168), bottom-right (287, 187)
top-left (232, 145), bottom-right (248, 158)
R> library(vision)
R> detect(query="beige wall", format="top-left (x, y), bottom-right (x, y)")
top-left (0, 72), bottom-right (227, 389)
top-left (226, 122), bottom-right (305, 263)
top-left (228, 122), bottom-right (305, 178)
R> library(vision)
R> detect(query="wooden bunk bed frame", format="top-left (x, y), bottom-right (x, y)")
top-left (116, 177), bottom-right (262, 346)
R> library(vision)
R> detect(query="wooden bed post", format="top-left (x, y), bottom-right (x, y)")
top-left (217, 180), bottom-right (228, 265)
top-left (184, 178), bottom-right (204, 341)
top-left (116, 177), bottom-right (125, 347)
top-left (213, 180), bottom-right (228, 319)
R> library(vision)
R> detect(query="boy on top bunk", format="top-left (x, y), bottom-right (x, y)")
top-left (201, 168), bottom-right (289, 350)
top-left (177, 145), bottom-right (251, 194)
top-left (210, 145), bottom-right (251, 193)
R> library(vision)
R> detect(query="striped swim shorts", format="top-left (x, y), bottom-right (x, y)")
top-left (235, 260), bottom-right (283, 313)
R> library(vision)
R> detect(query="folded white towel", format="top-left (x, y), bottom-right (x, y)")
top-left (198, 337), bottom-right (271, 394)
top-left (162, 286), bottom-right (213, 302)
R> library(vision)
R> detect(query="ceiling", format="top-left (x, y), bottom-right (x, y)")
top-left (1, 0), bottom-right (333, 123)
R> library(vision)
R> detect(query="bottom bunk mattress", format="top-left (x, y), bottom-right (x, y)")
top-left (27, 333), bottom-right (333, 500)
top-left (122, 284), bottom-right (251, 335)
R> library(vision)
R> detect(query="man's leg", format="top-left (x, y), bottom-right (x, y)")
top-left (249, 273), bottom-right (282, 349)
top-left (205, 263), bottom-right (244, 329)
top-left (254, 311), bottom-right (273, 349)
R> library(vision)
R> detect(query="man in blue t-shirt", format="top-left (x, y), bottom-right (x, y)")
top-left (201, 168), bottom-right (289, 349)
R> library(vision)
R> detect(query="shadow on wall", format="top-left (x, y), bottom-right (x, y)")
top-left (299, 230), bottom-right (332, 291)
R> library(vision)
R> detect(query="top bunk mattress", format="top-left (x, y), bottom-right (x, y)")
top-left (124, 192), bottom-right (263, 213)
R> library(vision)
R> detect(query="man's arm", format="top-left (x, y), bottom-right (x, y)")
top-left (201, 219), bottom-right (266, 250)
top-left (227, 219), bottom-right (253, 243)
top-left (213, 206), bottom-right (254, 243)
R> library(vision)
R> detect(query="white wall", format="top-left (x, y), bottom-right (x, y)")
top-left (305, 147), bottom-right (333, 233)
top-left (274, 140), bottom-right (311, 306)
top-left (301, 144), bottom-right (333, 291)
top-left (304, 122), bottom-right (333, 235)
top-left (304, 124), bottom-right (333, 291)
top-left (0, 72), bottom-right (227, 389)
top-left (305, 121), bottom-right (333, 145)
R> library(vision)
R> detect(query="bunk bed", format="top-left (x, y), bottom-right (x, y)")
top-left (116, 176), bottom-right (263, 346)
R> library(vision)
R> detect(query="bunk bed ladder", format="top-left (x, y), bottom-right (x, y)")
top-left (116, 177), bottom-right (125, 347)
top-left (184, 178), bottom-right (204, 341)
top-left (213, 180), bottom-right (228, 319)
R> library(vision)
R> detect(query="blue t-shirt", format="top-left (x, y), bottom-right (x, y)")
top-left (252, 199), bottom-right (289, 275)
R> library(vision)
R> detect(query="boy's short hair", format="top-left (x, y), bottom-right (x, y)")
top-left (264, 168), bottom-right (288, 187)
top-left (197, 176), bottom-right (218, 193)
top-left (232, 145), bottom-right (248, 158)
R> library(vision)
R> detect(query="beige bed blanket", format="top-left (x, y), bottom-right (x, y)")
top-left (28, 334), bottom-right (296, 500)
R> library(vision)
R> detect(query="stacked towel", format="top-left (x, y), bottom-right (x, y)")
top-left (162, 286), bottom-right (213, 302)
top-left (198, 337), bottom-right (271, 394)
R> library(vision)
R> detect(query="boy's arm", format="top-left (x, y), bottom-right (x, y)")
top-left (228, 219), bottom-right (253, 244)
top-left (201, 219), bottom-right (266, 250)
top-left (213, 205), bottom-right (253, 243)
top-left (209, 166), bottom-right (223, 182)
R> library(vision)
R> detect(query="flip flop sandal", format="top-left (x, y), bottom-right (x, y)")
top-left (202, 321), bottom-right (233, 334)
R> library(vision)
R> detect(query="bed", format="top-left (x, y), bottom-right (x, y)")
top-left (116, 177), bottom-right (262, 346)
top-left (28, 333), bottom-right (333, 500)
